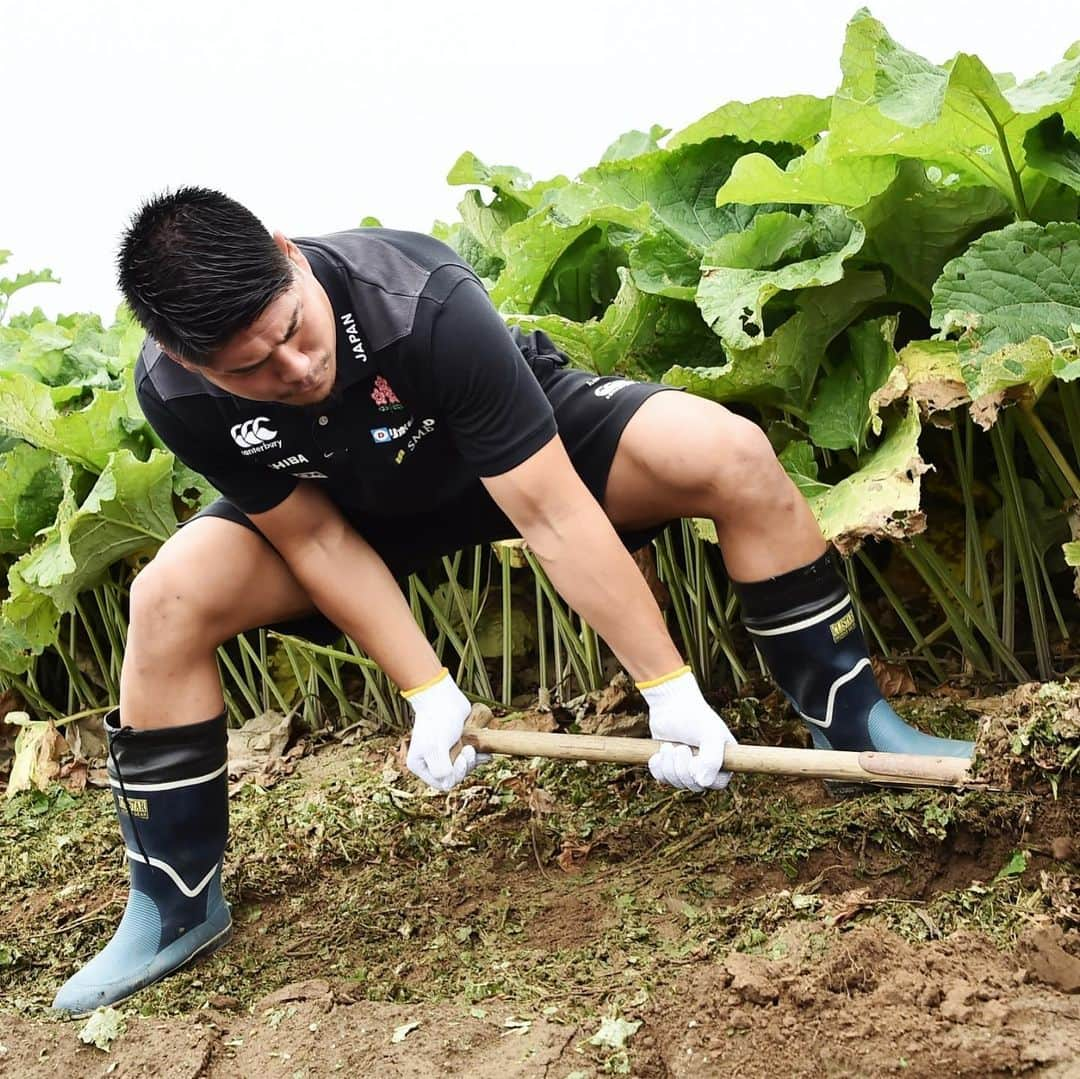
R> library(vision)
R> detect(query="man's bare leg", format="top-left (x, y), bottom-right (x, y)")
top-left (603, 391), bottom-right (973, 759)
top-left (120, 516), bottom-right (321, 729)
top-left (55, 516), bottom-right (324, 1013)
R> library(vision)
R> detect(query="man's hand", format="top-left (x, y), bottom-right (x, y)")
top-left (637, 666), bottom-right (737, 792)
top-left (403, 668), bottom-right (484, 790)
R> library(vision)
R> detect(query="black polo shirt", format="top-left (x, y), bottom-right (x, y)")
top-left (135, 229), bottom-right (559, 517)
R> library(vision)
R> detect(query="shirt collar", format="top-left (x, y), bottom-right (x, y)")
top-left (299, 240), bottom-right (377, 393)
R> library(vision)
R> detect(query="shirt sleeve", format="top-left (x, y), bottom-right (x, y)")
top-left (136, 383), bottom-right (298, 515)
top-left (421, 277), bottom-right (558, 477)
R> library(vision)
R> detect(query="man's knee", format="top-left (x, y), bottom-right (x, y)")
top-left (698, 413), bottom-right (790, 511)
top-left (128, 549), bottom-right (225, 654)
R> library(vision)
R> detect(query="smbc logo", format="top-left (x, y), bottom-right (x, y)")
top-left (230, 417), bottom-right (278, 448)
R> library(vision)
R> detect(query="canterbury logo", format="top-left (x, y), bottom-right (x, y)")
top-left (231, 418), bottom-right (278, 448)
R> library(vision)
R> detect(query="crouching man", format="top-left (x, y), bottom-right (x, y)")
top-left (52, 187), bottom-right (972, 1013)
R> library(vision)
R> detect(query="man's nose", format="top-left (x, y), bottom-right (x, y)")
top-left (275, 348), bottom-right (310, 383)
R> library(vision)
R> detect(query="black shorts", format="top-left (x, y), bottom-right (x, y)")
top-left (187, 363), bottom-right (680, 645)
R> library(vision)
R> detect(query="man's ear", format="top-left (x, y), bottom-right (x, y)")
top-left (273, 230), bottom-right (309, 274)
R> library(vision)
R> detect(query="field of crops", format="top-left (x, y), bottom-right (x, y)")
top-left (2, 9), bottom-right (1080, 1077)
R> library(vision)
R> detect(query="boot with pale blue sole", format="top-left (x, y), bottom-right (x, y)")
top-left (53, 710), bottom-right (231, 1015)
top-left (734, 551), bottom-right (975, 760)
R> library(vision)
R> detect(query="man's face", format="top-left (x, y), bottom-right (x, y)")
top-left (168, 232), bottom-right (338, 407)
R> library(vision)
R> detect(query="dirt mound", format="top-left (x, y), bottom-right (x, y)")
top-left (971, 681), bottom-right (1080, 791)
top-left (638, 924), bottom-right (1080, 1078)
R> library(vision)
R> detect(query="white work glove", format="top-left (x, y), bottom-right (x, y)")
top-left (638, 666), bottom-right (737, 792)
top-left (403, 668), bottom-right (484, 791)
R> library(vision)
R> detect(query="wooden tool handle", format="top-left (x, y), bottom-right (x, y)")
top-left (460, 728), bottom-right (978, 788)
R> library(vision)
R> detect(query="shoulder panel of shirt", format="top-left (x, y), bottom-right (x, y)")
top-left (293, 229), bottom-right (481, 354)
top-left (134, 334), bottom-right (235, 406)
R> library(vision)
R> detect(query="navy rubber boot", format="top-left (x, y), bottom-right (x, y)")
top-left (52, 710), bottom-right (232, 1015)
top-left (734, 551), bottom-right (974, 759)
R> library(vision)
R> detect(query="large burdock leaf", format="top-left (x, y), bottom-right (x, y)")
top-left (0, 443), bottom-right (68, 554)
top-left (809, 400), bottom-right (929, 554)
top-left (551, 138), bottom-right (788, 253)
top-left (779, 440), bottom-right (831, 499)
top-left (1023, 114), bottom-right (1080, 192)
top-left (808, 316), bottom-right (898, 452)
top-left (668, 94), bottom-right (831, 149)
top-left (0, 367), bottom-right (147, 473)
top-left (932, 221), bottom-right (1080, 356)
top-left (931, 220), bottom-right (1078, 423)
top-left (664, 271), bottom-right (885, 410)
top-left (600, 124), bottom-right (671, 162)
top-left (446, 152), bottom-right (568, 213)
top-left (852, 160), bottom-right (1012, 310)
top-left (827, 11), bottom-right (1080, 215)
top-left (508, 270), bottom-right (727, 379)
top-left (0, 451), bottom-right (175, 672)
top-left (867, 338), bottom-right (970, 431)
top-left (696, 207), bottom-right (866, 350)
top-left (493, 138), bottom-right (798, 315)
top-left (0, 251), bottom-right (58, 319)
top-left (714, 139), bottom-right (899, 208)
top-left (491, 205), bottom-right (651, 314)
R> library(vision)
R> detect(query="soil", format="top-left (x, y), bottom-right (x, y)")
top-left (1, 691), bottom-right (1078, 1077)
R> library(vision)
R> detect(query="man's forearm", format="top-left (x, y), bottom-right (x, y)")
top-left (520, 495), bottom-right (684, 682)
top-left (279, 522), bottom-right (443, 690)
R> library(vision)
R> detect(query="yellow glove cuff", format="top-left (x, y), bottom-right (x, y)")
top-left (634, 664), bottom-right (692, 691)
top-left (401, 667), bottom-right (450, 699)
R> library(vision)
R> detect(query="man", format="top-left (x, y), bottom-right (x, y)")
top-left (52, 187), bottom-right (972, 1014)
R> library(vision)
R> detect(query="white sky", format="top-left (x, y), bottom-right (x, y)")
top-left (3, 0), bottom-right (1078, 319)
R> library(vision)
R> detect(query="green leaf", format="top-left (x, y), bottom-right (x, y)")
top-left (0, 367), bottom-right (147, 472)
top-left (669, 94), bottom-right (831, 149)
top-left (808, 399), bottom-right (928, 554)
top-left (491, 211), bottom-right (648, 314)
top-left (0, 451), bottom-right (176, 668)
top-left (507, 270), bottom-right (665, 376)
top-left (0, 442), bottom-right (68, 554)
top-left (1023, 113), bottom-right (1080, 191)
top-left (992, 850), bottom-right (1029, 882)
top-left (779, 441), bottom-right (832, 498)
top-left (827, 10), bottom-right (1080, 213)
top-left (933, 221), bottom-right (1080, 357)
top-left (852, 160), bottom-right (1012, 310)
top-left (868, 339), bottom-right (970, 431)
top-left (664, 271), bottom-right (886, 411)
top-left (600, 124), bottom-right (671, 161)
top-left (446, 151), bottom-right (568, 212)
top-left (0, 258), bottom-right (59, 318)
top-left (715, 139), bottom-right (899, 208)
top-left (696, 207), bottom-right (866, 350)
top-left (458, 188), bottom-right (528, 259)
top-left (931, 221), bottom-right (1079, 423)
top-left (808, 316), bottom-right (898, 452)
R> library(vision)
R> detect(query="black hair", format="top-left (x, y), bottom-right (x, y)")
top-left (116, 186), bottom-right (294, 365)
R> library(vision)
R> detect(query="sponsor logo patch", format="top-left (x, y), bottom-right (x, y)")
top-left (394, 417), bottom-right (437, 463)
top-left (371, 418), bottom-right (415, 443)
top-left (371, 375), bottom-right (403, 411)
top-left (269, 454), bottom-right (309, 471)
top-left (294, 470), bottom-right (328, 479)
top-left (230, 417), bottom-right (281, 456)
top-left (830, 610), bottom-right (856, 643)
top-left (593, 379), bottom-right (635, 399)
top-left (340, 312), bottom-right (369, 363)
top-left (118, 797), bottom-right (149, 819)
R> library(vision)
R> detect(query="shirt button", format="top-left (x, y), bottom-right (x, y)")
top-left (318, 415), bottom-right (329, 426)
